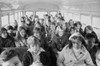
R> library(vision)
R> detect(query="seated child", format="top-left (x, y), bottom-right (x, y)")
top-left (23, 36), bottom-right (50, 66)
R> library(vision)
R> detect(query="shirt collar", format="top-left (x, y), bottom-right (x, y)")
top-left (28, 48), bottom-right (45, 55)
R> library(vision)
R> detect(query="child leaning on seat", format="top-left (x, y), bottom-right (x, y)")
top-left (0, 49), bottom-right (23, 66)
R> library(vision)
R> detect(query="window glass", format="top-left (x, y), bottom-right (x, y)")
top-left (26, 11), bottom-right (33, 17)
top-left (93, 17), bottom-right (100, 29)
top-left (50, 12), bottom-right (57, 17)
top-left (1, 15), bottom-right (9, 27)
top-left (68, 13), bottom-right (73, 20)
top-left (81, 15), bottom-right (91, 25)
top-left (15, 12), bottom-right (18, 20)
top-left (36, 12), bottom-right (47, 18)
top-left (10, 14), bottom-right (14, 25)
top-left (20, 11), bottom-right (23, 17)
top-left (73, 14), bottom-right (80, 21)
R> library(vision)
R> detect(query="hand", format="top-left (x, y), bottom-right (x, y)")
top-left (30, 62), bottom-right (43, 66)
top-left (74, 60), bottom-right (86, 66)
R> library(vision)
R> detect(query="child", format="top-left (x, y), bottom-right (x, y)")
top-left (0, 49), bottom-right (23, 66)
top-left (23, 36), bottom-right (50, 66)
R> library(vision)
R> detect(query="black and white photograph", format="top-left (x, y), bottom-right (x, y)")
top-left (0, 0), bottom-right (100, 66)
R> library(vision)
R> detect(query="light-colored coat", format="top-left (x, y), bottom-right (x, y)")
top-left (57, 45), bottom-right (95, 66)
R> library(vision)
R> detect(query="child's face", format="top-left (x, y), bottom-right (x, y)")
top-left (69, 21), bottom-right (74, 26)
top-left (20, 29), bottom-right (26, 38)
top-left (8, 29), bottom-right (13, 34)
top-left (30, 44), bottom-right (40, 53)
top-left (86, 38), bottom-right (96, 46)
top-left (72, 39), bottom-right (82, 49)
top-left (1, 31), bottom-right (8, 38)
top-left (86, 28), bottom-right (92, 33)
top-left (70, 29), bottom-right (76, 35)
top-left (34, 31), bottom-right (40, 39)
top-left (35, 18), bottom-right (39, 22)
top-left (58, 30), bottom-right (63, 37)
top-left (75, 24), bottom-right (81, 31)
top-left (2, 56), bottom-right (23, 66)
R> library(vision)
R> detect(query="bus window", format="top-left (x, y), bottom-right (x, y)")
top-left (26, 11), bottom-right (33, 17)
top-left (15, 12), bottom-right (18, 21)
top-left (93, 17), bottom-right (100, 40)
top-left (36, 12), bottom-right (47, 18)
top-left (93, 17), bottom-right (100, 29)
top-left (1, 15), bottom-right (9, 27)
top-left (10, 14), bottom-right (14, 25)
top-left (18, 12), bottom-right (21, 26)
top-left (64, 12), bottom-right (68, 22)
top-left (50, 12), bottom-right (57, 17)
top-left (20, 12), bottom-right (23, 17)
top-left (81, 15), bottom-right (91, 25)
top-left (15, 12), bottom-right (21, 26)
top-left (68, 13), bottom-right (73, 20)
top-left (73, 14), bottom-right (80, 21)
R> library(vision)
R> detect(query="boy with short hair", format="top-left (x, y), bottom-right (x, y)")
top-left (23, 36), bottom-right (51, 66)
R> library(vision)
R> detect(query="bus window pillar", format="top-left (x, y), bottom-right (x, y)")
top-left (90, 15), bottom-right (93, 26)
top-left (72, 13), bottom-right (74, 19)
top-left (17, 12), bottom-right (20, 23)
top-left (0, 9), bottom-right (2, 29)
top-left (8, 13), bottom-right (10, 25)
top-left (13, 12), bottom-right (15, 21)
top-left (22, 11), bottom-right (26, 16)
top-left (79, 14), bottom-right (81, 22)
top-left (47, 11), bottom-right (50, 15)
top-left (19, 11), bottom-right (21, 22)
top-left (33, 11), bottom-right (36, 16)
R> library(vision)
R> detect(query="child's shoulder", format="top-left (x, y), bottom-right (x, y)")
top-left (23, 50), bottom-right (32, 57)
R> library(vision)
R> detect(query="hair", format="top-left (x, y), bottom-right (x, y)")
top-left (33, 27), bottom-right (41, 34)
top-left (0, 49), bottom-right (20, 62)
top-left (7, 25), bottom-right (13, 30)
top-left (84, 25), bottom-right (93, 36)
top-left (69, 33), bottom-right (87, 49)
top-left (16, 27), bottom-right (27, 40)
top-left (34, 22), bottom-right (42, 29)
top-left (21, 16), bottom-right (25, 22)
top-left (26, 18), bottom-right (32, 25)
top-left (85, 33), bottom-right (96, 40)
top-left (74, 21), bottom-right (82, 27)
top-left (84, 25), bottom-right (93, 31)
top-left (69, 27), bottom-right (76, 32)
top-left (68, 19), bottom-right (74, 27)
top-left (27, 36), bottom-right (40, 48)
top-left (0, 27), bottom-right (7, 35)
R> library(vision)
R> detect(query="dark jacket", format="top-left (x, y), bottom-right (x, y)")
top-left (51, 33), bottom-right (70, 53)
top-left (84, 31), bottom-right (99, 44)
top-left (23, 51), bottom-right (51, 66)
top-left (88, 45), bottom-right (99, 65)
top-left (0, 36), bottom-right (15, 47)
top-left (79, 28), bottom-right (84, 36)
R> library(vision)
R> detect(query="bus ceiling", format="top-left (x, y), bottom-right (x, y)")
top-left (0, 0), bottom-right (100, 16)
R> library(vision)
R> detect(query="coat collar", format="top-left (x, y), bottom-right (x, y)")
top-left (28, 48), bottom-right (45, 55)
top-left (69, 47), bottom-right (86, 61)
